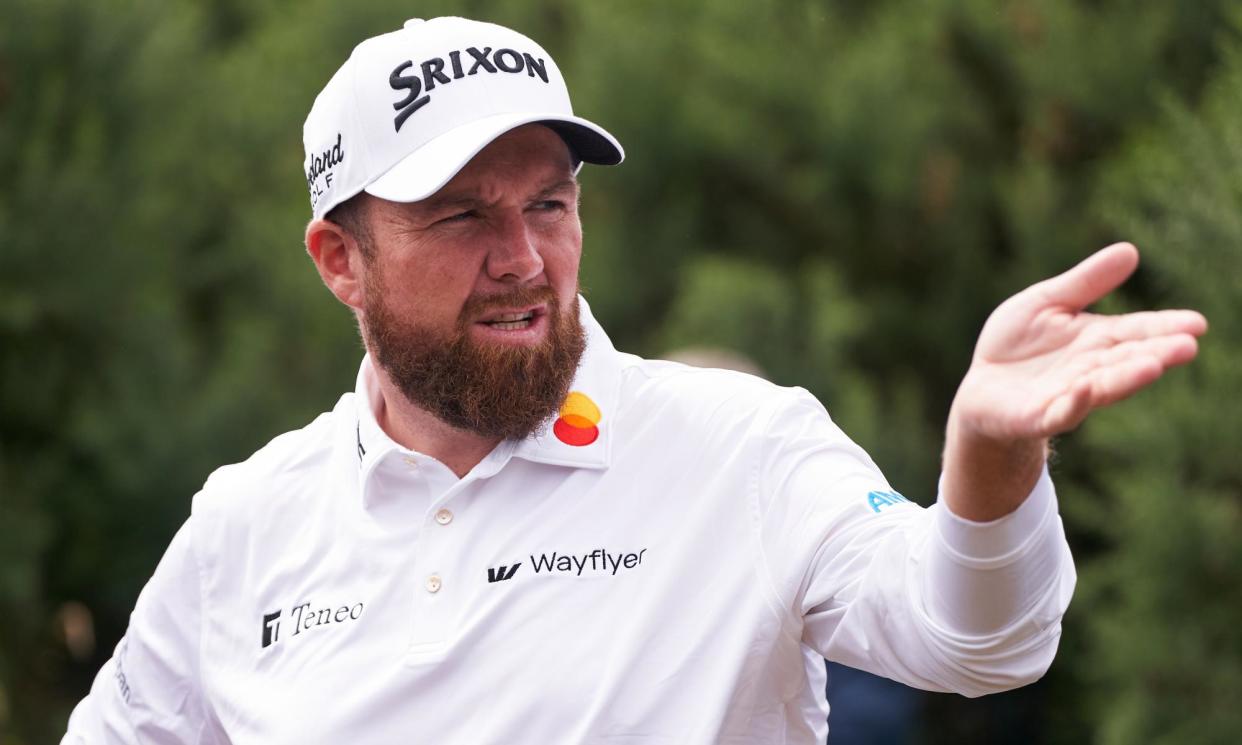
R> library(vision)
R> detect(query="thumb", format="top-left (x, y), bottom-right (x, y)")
top-left (1034, 243), bottom-right (1139, 311)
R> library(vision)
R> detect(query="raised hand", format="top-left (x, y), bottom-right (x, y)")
top-left (942, 243), bottom-right (1207, 521)
top-left (950, 242), bottom-right (1207, 442)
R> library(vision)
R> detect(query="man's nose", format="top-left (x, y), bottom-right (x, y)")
top-left (485, 213), bottom-right (544, 283)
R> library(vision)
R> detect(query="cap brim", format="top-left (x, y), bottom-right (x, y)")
top-left (365, 112), bottom-right (623, 205)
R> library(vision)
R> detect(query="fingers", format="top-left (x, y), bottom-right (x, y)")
top-left (1102, 309), bottom-right (1209, 343)
top-left (1081, 354), bottom-right (1165, 411)
top-left (1087, 334), bottom-right (1198, 406)
top-left (1040, 356), bottom-right (1161, 436)
top-left (1035, 242), bottom-right (1140, 311)
top-left (1040, 332), bottom-right (1200, 436)
top-left (1094, 333), bottom-right (1201, 370)
top-left (1042, 379), bottom-right (1093, 434)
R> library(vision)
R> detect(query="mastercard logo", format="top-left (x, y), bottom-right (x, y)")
top-left (554, 391), bottom-right (601, 446)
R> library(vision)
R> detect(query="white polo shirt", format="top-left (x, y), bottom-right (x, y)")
top-left (64, 300), bottom-right (1075, 744)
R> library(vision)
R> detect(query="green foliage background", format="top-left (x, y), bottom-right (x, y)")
top-left (2, 1), bottom-right (1240, 742)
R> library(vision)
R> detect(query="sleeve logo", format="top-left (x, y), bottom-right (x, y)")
top-left (868, 490), bottom-right (910, 513)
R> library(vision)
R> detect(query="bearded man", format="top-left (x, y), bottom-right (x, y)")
top-left (63, 17), bottom-right (1206, 744)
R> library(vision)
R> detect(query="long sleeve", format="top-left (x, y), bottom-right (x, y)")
top-left (62, 519), bottom-right (225, 744)
top-left (917, 466), bottom-right (1077, 693)
top-left (757, 388), bottom-right (1076, 696)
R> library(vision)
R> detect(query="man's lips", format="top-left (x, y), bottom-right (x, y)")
top-left (476, 304), bottom-right (546, 330)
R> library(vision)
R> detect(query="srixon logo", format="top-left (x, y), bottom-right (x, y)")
top-left (389, 46), bottom-right (550, 132)
top-left (261, 600), bottom-right (364, 649)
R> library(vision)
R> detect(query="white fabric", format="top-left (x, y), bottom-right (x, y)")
top-left (63, 300), bottom-right (1076, 744)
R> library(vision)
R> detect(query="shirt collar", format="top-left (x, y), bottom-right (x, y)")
top-left (510, 296), bottom-right (619, 470)
top-left (349, 295), bottom-right (620, 486)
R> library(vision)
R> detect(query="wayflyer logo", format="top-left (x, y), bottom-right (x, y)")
top-left (487, 548), bottom-right (648, 584)
top-left (487, 563), bottom-right (521, 583)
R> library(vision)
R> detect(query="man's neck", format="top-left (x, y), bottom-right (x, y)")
top-left (368, 366), bottom-right (501, 478)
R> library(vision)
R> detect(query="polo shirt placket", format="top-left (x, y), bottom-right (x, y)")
top-left (355, 383), bottom-right (515, 661)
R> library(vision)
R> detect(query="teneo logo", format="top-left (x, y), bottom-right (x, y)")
top-left (868, 490), bottom-right (910, 513)
top-left (389, 47), bottom-right (550, 132)
top-left (488, 548), bottom-right (649, 584)
top-left (260, 599), bottom-right (364, 649)
top-left (305, 132), bottom-right (345, 209)
top-left (261, 610), bottom-right (282, 648)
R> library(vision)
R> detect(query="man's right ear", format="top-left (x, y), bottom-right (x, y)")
top-left (305, 219), bottom-right (366, 310)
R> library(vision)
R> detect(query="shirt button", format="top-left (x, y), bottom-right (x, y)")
top-left (425, 575), bottom-right (442, 594)
top-left (402, 456), bottom-right (419, 469)
top-left (434, 509), bottom-right (453, 525)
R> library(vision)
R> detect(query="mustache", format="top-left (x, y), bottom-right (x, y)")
top-left (458, 285), bottom-right (562, 321)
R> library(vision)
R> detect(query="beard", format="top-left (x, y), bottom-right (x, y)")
top-left (362, 282), bottom-right (587, 441)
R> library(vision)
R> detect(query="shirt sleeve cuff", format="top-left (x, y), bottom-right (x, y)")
top-left (932, 463), bottom-right (1056, 569)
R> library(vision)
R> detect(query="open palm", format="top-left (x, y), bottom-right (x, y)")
top-left (952, 243), bottom-right (1207, 442)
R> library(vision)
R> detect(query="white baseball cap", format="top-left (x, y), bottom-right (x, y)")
top-left (302, 17), bottom-right (624, 219)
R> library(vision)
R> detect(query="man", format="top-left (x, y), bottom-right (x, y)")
top-left (63, 17), bottom-right (1206, 744)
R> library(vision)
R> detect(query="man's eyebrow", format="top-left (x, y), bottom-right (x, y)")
top-left (416, 194), bottom-right (486, 214)
top-left (411, 177), bottom-right (579, 217)
top-left (532, 178), bottom-right (579, 201)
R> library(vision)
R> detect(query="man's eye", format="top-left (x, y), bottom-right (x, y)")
top-left (532, 200), bottom-right (565, 212)
top-left (439, 210), bottom-right (477, 224)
